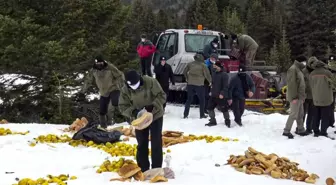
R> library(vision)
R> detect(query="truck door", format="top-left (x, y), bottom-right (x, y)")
top-left (152, 32), bottom-right (178, 67)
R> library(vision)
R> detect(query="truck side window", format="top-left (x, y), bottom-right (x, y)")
top-left (153, 33), bottom-right (178, 66)
top-left (165, 33), bottom-right (178, 60)
top-left (153, 34), bottom-right (170, 66)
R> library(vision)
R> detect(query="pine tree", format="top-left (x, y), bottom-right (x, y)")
top-left (222, 8), bottom-right (247, 34)
top-left (156, 9), bottom-right (171, 31)
top-left (278, 29), bottom-right (292, 72)
top-left (267, 41), bottom-right (280, 67)
top-left (185, 0), bottom-right (219, 30)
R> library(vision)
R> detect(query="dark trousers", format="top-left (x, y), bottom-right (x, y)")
top-left (135, 117), bottom-right (163, 172)
top-left (141, 57), bottom-right (152, 77)
top-left (330, 95), bottom-right (335, 127)
top-left (303, 99), bottom-right (314, 131)
top-left (99, 90), bottom-right (120, 115)
top-left (312, 104), bottom-right (332, 134)
top-left (207, 97), bottom-right (230, 122)
top-left (204, 85), bottom-right (210, 113)
top-left (184, 85), bottom-right (205, 117)
top-left (231, 98), bottom-right (245, 124)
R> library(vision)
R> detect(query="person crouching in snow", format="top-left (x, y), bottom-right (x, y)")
top-left (206, 61), bottom-right (230, 127)
top-left (154, 56), bottom-right (175, 109)
top-left (228, 65), bottom-right (255, 126)
top-left (118, 70), bottom-right (166, 172)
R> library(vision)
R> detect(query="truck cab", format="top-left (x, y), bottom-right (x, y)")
top-left (151, 28), bottom-right (240, 83)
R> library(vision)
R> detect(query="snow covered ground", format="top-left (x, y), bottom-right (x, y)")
top-left (1, 105), bottom-right (336, 185)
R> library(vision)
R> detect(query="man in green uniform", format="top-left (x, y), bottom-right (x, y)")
top-left (309, 57), bottom-right (334, 138)
top-left (283, 56), bottom-right (307, 139)
top-left (118, 70), bottom-right (166, 172)
top-left (79, 55), bottom-right (124, 128)
top-left (231, 34), bottom-right (259, 67)
top-left (183, 53), bottom-right (212, 119)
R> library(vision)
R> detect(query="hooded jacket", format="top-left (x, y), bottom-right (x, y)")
top-left (118, 76), bottom-right (166, 121)
top-left (286, 60), bottom-right (306, 101)
top-left (137, 40), bottom-right (156, 58)
top-left (81, 62), bottom-right (124, 97)
top-left (309, 57), bottom-right (333, 106)
top-left (302, 60), bottom-right (314, 100)
top-left (183, 54), bottom-right (212, 86)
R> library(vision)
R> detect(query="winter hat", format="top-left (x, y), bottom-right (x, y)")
top-left (125, 70), bottom-right (141, 87)
top-left (141, 34), bottom-right (147, 39)
top-left (194, 53), bottom-right (204, 62)
top-left (295, 55), bottom-right (307, 63)
top-left (160, 56), bottom-right (166, 61)
top-left (210, 53), bottom-right (219, 60)
top-left (214, 61), bottom-right (223, 69)
top-left (95, 55), bottom-right (105, 63)
top-left (212, 37), bottom-right (219, 44)
top-left (231, 33), bottom-right (238, 41)
top-left (239, 64), bottom-right (246, 72)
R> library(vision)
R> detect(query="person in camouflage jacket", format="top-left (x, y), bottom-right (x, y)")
top-left (118, 70), bottom-right (166, 172)
top-left (80, 55), bottom-right (125, 128)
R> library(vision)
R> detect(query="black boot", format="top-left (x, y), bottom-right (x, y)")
top-left (205, 119), bottom-right (217, 127)
top-left (296, 131), bottom-right (309, 136)
top-left (225, 119), bottom-right (231, 128)
top-left (99, 115), bottom-right (108, 128)
top-left (282, 132), bottom-right (294, 139)
top-left (304, 130), bottom-right (313, 135)
top-left (200, 115), bottom-right (208, 119)
top-left (235, 121), bottom-right (242, 127)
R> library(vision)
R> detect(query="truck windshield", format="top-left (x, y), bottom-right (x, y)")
top-left (185, 34), bottom-right (217, 52)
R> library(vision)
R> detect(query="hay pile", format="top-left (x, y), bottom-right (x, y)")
top-left (226, 147), bottom-right (319, 184)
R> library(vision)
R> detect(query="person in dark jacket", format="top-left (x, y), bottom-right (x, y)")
top-left (206, 61), bottom-right (230, 127)
top-left (154, 56), bottom-right (175, 109)
top-left (309, 57), bottom-right (334, 137)
top-left (204, 53), bottom-right (219, 114)
top-left (137, 34), bottom-right (156, 77)
top-left (119, 70), bottom-right (166, 172)
top-left (79, 55), bottom-right (125, 128)
top-left (302, 58), bottom-right (314, 135)
top-left (228, 65), bottom-right (255, 126)
top-left (183, 53), bottom-right (212, 119)
top-left (203, 37), bottom-right (219, 60)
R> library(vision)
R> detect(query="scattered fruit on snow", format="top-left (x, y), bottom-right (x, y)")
top-left (226, 147), bottom-right (319, 183)
top-left (326, 177), bottom-right (335, 185)
top-left (0, 128), bottom-right (29, 136)
top-left (13, 174), bottom-right (77, 185)
top-left (0, 119), bottom-right (8, 124)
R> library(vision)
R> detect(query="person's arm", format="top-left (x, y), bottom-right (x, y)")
top-left (118, 88), bottom-right (138, 119)
top-left (220, 73), bottom-right (229, 98)
top-left (154, 64), bottom-right (162, 76)
top-left (169, 65), bottom-right (175, 85)
top-left (80, 69), bottom-right (94, 93)
top-left (183, 64), bottom-right (190, 82)
top-left (147, 41), bottom-right (156, 54)
top-left (203, 64), bottom-right (212, 85)
top-left (147, 79), bottom-right (166, 115)
top-left (246, 74), bottom-right (256, 93)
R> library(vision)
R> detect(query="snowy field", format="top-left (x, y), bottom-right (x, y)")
top-left (1, 105), bottom-right (336, 185)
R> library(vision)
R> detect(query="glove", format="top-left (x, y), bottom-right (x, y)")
top-left (145, 105), bottom-right (154, 112)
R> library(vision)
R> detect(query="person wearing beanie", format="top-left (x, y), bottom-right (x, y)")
top-left (183, 53), bottom-right (212, 119)
top-left (231, 33), bottom-right (258, 67)
top-left (205, 61), bottom-right (231, 127)
top-left (301, 57), bottom-right (315, 135)
top-left (118, 70), bottom-right (166, 172)
top-left (202, 37), bottom-right (219, 60)
top-left (154, 56), bottom-right (175, 109)
top-left (283, 56), bottom-right (307, 139)
top-left (309, 57), bottom-right (334, 138)
top-left (79, 55), bottom-right (125, 128)
top-left (136, 34), bottom-right (156, 77)
top-left (228, 64), bottom-right (255, 126)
